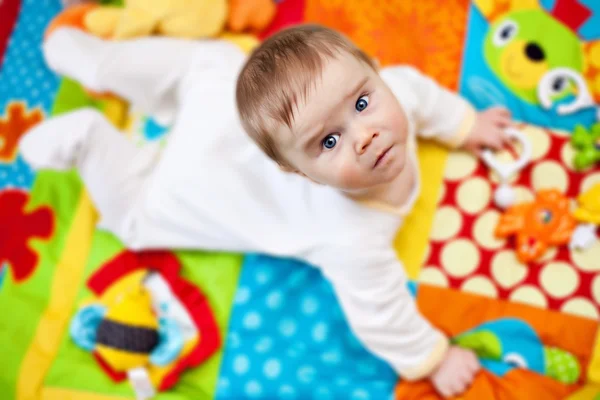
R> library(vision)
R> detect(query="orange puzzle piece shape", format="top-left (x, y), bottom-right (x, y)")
top-left (0, 102), bottom-right (43, 163)
top-left (495, 189), bottom-right (576, 263)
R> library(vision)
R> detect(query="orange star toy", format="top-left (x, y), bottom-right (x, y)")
top-left (495, 189), bottom-right (576, 263)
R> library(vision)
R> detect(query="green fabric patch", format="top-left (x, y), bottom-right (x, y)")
top-left (0, 170), bottom-right (83, 399)
top-left (100, 0), bottom-right (124, 6)
top-left (51, 78), bottom-right (106, 116)
top-left (544, 346), bottom-right (581, 385)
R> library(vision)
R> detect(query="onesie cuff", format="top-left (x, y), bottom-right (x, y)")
top-left (401, 334), bottom-right (450, 381)
top-left (445, 104), bottom-right (476, 149)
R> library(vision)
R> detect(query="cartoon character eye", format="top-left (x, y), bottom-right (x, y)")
top-left (548, 75), bottom-right (573, 98)
top-left (539, 209), bottom-right (553, 224)
top-left (493, 20), bottom-right (518, 47)
top-left (551, 77), bottom-right (566, 93)
top-left (503, 352), bottom-right (528, 369)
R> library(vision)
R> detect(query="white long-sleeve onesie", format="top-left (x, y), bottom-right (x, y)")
top-left (21, 28), bottom-right (476, 380)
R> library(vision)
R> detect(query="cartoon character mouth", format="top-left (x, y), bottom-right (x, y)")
top-left (500, 44), bottom-right (548, 91)
top-left (505, 54), bottom-right (522, 79)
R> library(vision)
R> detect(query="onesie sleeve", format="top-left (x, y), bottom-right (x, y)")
top-left (380, 66), bottom-right (476, 148)
top-left (311, 245), bottom-right (449, 380)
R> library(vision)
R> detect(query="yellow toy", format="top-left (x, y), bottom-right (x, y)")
top-left (227, 0), bottom-right (276, 34)
top-left (574, 183), bottom-right (600, 225)
top-left (83, 0), bottom-right (228, 40)
top-left (94, 288), bottom-right (160, 372)
top-left (570, 183), bottom-right (600, 250)
top-left (70, 250), bottom-right (222, 399)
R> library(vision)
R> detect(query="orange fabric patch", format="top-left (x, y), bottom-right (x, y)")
top-left (394, 284), bottom-right (599, 399)
top-left (304, 0), bottom-right (470, 90)
top-left (417, 284), bottom-right (598, 370)
top-left (395, 368), bottom-right (574, 400)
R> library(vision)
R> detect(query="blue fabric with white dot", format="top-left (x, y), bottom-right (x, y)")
top-left (216, 254), bottom-right (397, 400)
top-left (0, 0), bottom-right (61, 191)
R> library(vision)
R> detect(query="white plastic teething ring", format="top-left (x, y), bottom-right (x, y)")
top-left (481, 128), bottom-right (532, 209)
top-left (537, 68), bottom-right (595, 115)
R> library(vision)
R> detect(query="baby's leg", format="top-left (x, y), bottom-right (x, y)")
top-left (43, 28), bottom-right (240, 126)
top-left (20, 108), bottom-right (160, 231)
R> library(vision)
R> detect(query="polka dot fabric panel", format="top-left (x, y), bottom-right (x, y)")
top-left (216, 254), bottom-right (397, 400)
top-left (421, 124), bottom-right (600, 320)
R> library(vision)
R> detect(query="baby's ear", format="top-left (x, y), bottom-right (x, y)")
top-left (278, 164), bottom-right (297, 174)
top-left (281, 167), bottom-right (323, 185)
top-left (279, 164), bottom-right (317, 181)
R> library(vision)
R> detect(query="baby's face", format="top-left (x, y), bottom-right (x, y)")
top-left (277, 52), bottom-right (409, 192)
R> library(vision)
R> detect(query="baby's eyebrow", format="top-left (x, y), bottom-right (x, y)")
top-left (301, 122), bottom-right (326, 151)
top-left (345, 76), bottom-right (369, 101)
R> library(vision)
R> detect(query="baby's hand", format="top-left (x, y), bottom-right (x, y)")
top-left (428, 346), bottom-right (480, 398)
top-left (462, 106), bottom-right (512, 156)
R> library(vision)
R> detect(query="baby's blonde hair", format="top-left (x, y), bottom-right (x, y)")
top-left (236, 24), bottom-right (376, 167)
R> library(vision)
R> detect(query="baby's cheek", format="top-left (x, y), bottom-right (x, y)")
top-left (388, 103), bottom-right (409, 142)
top-left (336, 163), bottom-right (366, 190)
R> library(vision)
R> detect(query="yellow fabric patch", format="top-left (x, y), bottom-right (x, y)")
top-left (394, 141), bottom-right (449, 279)
top-left (589, 328), bottom-right (600, 385)
top-left (565, 384), bottom-right (600, 400)
top-left (42, 387), bottom-right (132, 400)
top-left (102, 97), bottom-right (128, 128)
top-left (17, 192), bottom-right (98, 400)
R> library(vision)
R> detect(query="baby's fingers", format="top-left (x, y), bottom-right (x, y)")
top-left (449, 378), bottom-right (469, 397)
top-left (483, 131), bottom-right (505, 150)
top-left (465, 351), bottom-right (481, 375)
top-left (464, 142), bottom-right (483, 158)
top-left (488, 106), bottom-right (511, 118)
top-left (495, 114), bottom-right (512, 128)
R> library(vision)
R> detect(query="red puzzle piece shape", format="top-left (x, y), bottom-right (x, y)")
top-left (0, 190), bottom-right (54, 282)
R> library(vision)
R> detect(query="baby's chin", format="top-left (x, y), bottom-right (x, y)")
top-left (378, 142), bottom-right (407, 181)
top-left (332, 167), bottom-right (404, 192)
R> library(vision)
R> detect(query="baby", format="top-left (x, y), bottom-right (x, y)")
top-left (21, 24), bottom-right (511, 398)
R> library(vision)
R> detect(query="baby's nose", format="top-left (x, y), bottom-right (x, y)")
top-left (356, 132), bottom-right (379, 154)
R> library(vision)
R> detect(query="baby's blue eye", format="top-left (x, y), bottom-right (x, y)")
top-left (355, 95), bottom-right (369, 112)
top-left (322, 133), bottom-right (340, 150)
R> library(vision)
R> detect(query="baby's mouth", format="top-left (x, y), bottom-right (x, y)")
top-left (374, 146), bottom-right (393, 168)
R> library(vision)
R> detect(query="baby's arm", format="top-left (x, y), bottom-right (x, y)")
top-left (318, 247), bottom-right (479, 397)
top-left (380, 66), bottom-right (476, 148)
top-left (381, 67), bottom-right (513, 154)
top-left (318, 247), bottom-right (448, 379)
top-left (43, 28), bottom-right (244, 125)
